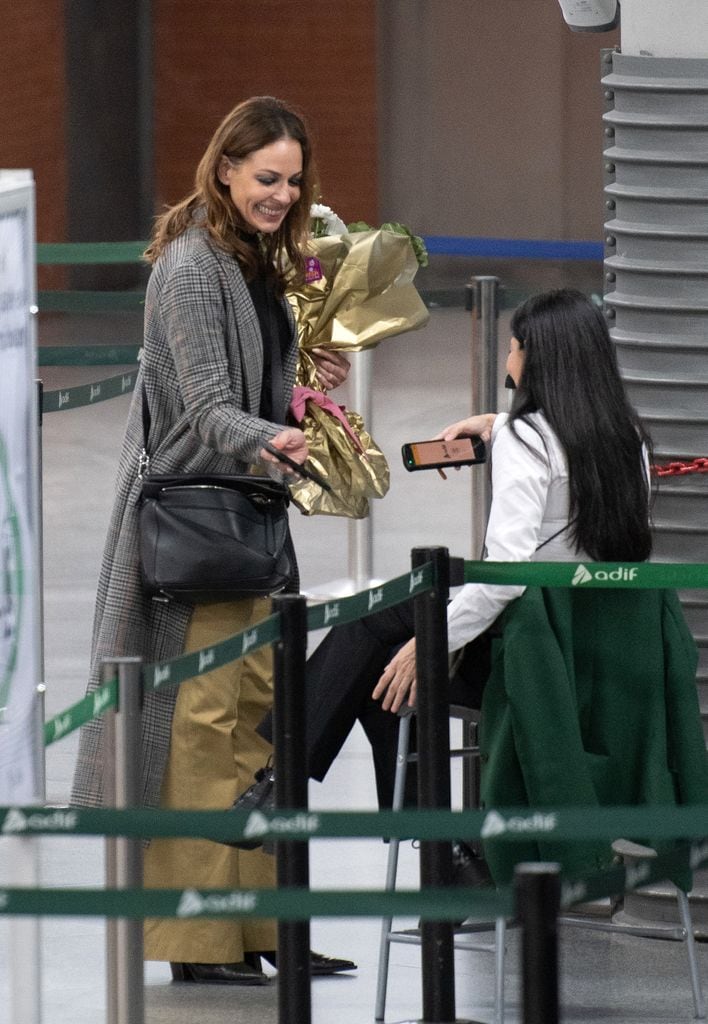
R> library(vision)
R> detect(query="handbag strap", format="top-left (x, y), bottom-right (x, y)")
top-left (138, 379), bottom-right (151, 478)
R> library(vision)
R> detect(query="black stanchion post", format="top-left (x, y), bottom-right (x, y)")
top-left (412, 547), bottom-right (477, 1024)
top-left (272, 593), bottom-right (311, 1024)
top-left (515, 863), bottom-right (561, 1024)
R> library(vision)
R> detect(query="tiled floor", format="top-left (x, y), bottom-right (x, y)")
top-left (1, 306), bottom-right (706, 1022)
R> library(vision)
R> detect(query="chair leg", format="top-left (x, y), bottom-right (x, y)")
top-left (676, 888), bottom-right (706, 1019)
top-left (461, 716), bottom-right (480, 820)
top-left (494, 916), bottom-right (506, 1024)
top-left (376, 709), bottom-right (505, 1022)
top-left (374, 838), bottom-right (399, 1021)
top-left (374, 713), bottom-right (412, 1021)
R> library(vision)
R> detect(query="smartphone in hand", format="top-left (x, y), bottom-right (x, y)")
top-left (401, 436), bottom-right (486, 472)
top-left (263, 442), bottom-right (333, 492)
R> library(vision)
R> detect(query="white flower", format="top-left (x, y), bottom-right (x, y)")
top-left (310, 203), bottom-right (347, 236)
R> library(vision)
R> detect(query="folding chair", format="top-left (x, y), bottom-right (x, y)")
top-left (374, 703), bottom-right (508, 1023)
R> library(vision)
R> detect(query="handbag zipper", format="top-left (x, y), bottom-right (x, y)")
top-left (158, 484), bottom-right (282, 506)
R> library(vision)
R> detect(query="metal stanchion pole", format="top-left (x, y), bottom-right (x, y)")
top-left (463, 279), bottom-right (499, 825)
top-left (411, 547), bottom-right (478, 1024)
top-left (103, 657), bottom-right (144, 1024)
top-left (515, 863), bottom-right (561, 1024)
top-left (348, 348), bottom-right (374, 590)
top-left (272, 593), bottom-right (311, 1024)
top-left (303, 348), bottom-right (379, 600)
top-left (34, 379), bottom-right (46, 797)
top-left (466, 276), bottom-right (499, 562)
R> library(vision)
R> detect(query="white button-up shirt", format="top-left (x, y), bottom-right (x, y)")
top-left (446, 411), bottom-right (585, 652)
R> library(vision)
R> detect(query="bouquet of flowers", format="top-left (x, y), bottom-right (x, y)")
top-left (286, 204), bottom-right (429, 518)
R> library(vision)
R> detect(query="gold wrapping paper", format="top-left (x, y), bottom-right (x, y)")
top-left (288, 398), bottom-right (390, 519)
top-left (287, 228), bottom-right (430, 358)
top-left (285, 227), bottom-right (428, 517)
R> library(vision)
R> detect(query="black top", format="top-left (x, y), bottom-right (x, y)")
top-left (242, 235), bottom-right (290, 423)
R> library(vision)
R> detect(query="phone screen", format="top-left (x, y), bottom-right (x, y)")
top-left (402, 436), bottom-right (486, 471)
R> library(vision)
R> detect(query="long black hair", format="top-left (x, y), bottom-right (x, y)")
top-left (509, 288), bottom-right (652, 561)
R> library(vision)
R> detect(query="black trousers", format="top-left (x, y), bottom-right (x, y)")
top-left (257, 599), bottom-right (492, 808)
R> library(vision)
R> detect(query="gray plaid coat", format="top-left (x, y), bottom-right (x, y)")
top-left (71, 224), bottom-right (298, 809)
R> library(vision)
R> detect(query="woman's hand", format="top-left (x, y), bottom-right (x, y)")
top-left (372, 638), bottom-right (418, 712)
top-left (311, 348), bottom-right (350, 391)
top-left (260, 427), bottom-right (308, 475)
top-left (434, 413), bottom-right (497, 445)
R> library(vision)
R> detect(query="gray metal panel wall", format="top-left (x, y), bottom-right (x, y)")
top-left (602, 51), bottom-right (708, 716)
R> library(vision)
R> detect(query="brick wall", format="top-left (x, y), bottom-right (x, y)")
top-left (3, 2), bottom-right (67, 285)
top-left (152, 0), bottom-right (379, 225)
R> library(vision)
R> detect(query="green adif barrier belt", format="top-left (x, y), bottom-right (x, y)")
top-left (0, 884), bottom-right (513, 922)
top-left (39, 345), bottom-right (142, 367)
top-left (42, 369), bottom-right (139, 413)
top-left (0, 842), bottom-right (704, 921)
top-left (43, 559), bottom-right (708, 746)
top-left (1, 804), bottom-right (706, 844)
top-left (465, 560), bottom-right (708, 589)
top-left (38, 290), bottom-right (145, 313)
top-left (143, 611), bottom-right (283, 695)
top-left (43, 566), bottom-right (434, 745)
top-left (37, 242), bottom-right (147, 264)
top-left (45, 678), bottom-right (117, 745)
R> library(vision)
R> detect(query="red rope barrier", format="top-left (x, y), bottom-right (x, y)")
top-left (651, 458), bottom-right (708, 478)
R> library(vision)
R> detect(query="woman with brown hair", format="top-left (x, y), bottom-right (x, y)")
top-left (72, 96), bottom-right (354, 984)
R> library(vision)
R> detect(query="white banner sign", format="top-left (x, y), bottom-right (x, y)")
top-left (0, 171), bottom-right (41, 804)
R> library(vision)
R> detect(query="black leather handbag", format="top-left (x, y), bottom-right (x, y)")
top-left (137, 385), bottom-right (292, 603)
top-left (139, 472), bottom-right (292, 603)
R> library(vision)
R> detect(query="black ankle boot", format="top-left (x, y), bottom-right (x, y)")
top-left (246, 950), bottom-right (357, 975)
top-left (170, 960), bottom-right (268, 985)
top-left (452, 840), bottom-right (492, 890)
top-left (416, 842), bottom-right (493, 931)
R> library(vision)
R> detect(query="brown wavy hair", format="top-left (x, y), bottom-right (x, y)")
top-left (144, 96), bottom-right (316, 291)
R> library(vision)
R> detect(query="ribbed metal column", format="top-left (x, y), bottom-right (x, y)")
top-left (602, 48), bottom-right (708, 930)
top-left (603, 50), bottom-right (708, 711)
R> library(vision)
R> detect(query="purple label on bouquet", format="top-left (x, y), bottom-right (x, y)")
top-left (305, 256), bottom-right (323, 283)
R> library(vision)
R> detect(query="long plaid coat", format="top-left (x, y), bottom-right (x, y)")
top-left (71, 224), bottom-right (298, 809)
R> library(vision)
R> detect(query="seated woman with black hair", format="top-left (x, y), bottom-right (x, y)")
top-left (230, 287), bottom-right (655, 845)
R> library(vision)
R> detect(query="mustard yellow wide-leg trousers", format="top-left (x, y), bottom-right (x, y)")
top-left (144, 598), bottom-right (277, 963)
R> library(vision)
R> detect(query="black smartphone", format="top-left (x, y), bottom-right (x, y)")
top-left (401, 436), bottom-right (486, 472)
top-left (263, 442), bottom-right (333, 492)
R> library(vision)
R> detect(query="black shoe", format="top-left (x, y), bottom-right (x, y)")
top-left (452, 840), bottom-right (493, 890)
top-left (309, 951), bottom-right (358, 975)
top-left (246, 950), bottom-right (357, 975)
top-left (170, 961), bottom-right (269, 985)
top-left (223, 763), bottom-right (275, 850)
top-left (417, 842), bottom-right (492, 931)
top-left (451, 840), bottom-right (493, 928)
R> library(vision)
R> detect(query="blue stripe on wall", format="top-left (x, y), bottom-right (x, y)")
top-left (422, 236), bottom-right (604, 260)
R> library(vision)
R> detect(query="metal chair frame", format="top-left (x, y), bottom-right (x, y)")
top-left (374, 708), bottom-right (706, 1023)
top-left (374, 703), bottom-right (508, 1023)
top-left (559, 838), bottom-right (705, 1019)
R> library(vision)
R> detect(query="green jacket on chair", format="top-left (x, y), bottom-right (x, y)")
top-left (479, 586), bottom-right (708, 886)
